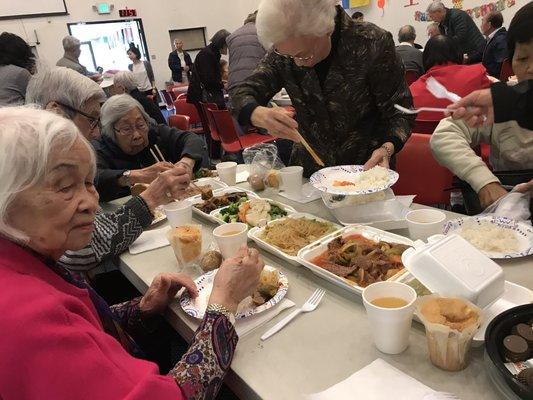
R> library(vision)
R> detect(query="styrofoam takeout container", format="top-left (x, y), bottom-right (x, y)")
top-left (402, 234), bottom-right (505, 308)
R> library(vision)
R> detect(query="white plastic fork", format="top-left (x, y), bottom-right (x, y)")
top-left (394, 103), bottom-right (449, 114)
top-left (261, 288), bottom-right (325, 341)
top-left (423, 392), bottom-right (461, 400)
top-left (426, 77), bottom-right (462, 102)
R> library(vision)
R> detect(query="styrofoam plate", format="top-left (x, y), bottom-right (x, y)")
top-left (189, 187), bottom-right (259, 224)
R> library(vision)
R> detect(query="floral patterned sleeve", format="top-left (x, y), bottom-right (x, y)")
top-left (169, 311), bottom-right (238, 400)
top-left (109, 297), bottom-right (159, 337)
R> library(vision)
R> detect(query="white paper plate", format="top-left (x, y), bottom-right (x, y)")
top-left (209, 198), bottom-right (297, 226)
top-left (443, 216), bottom-right (533, 259)
top-left (400, 274), bottom-right (533, 345)
top-left (297, 225), bottom-right (414, 295)
top-left (193, 177), bottom-right (227, 191)
top-left (248, 213), bottom-right (341, 266)
top-left (179, 266), bottom-right (289, 319)
top-left (309, 165), bottom-right (399, 196)
top-left (189, 187), bottom-right (259, 224)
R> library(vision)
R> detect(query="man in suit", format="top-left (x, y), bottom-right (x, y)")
top-left (427, 1), bottom-right (485, 63)
top-left (396, 25), bottom-right (424, 78)
top-left (481, 11), bottom-right (508, 78)
top-left (168, 39), bottom-right (193, 83)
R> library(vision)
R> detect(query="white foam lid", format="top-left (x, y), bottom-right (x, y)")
top-left (401, 234), bottom-right (505, 308)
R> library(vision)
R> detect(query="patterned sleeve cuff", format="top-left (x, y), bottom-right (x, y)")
top-left (126, 196), bottom-right (154, 228)
top-left (169, 311), bottom-right (238, 400)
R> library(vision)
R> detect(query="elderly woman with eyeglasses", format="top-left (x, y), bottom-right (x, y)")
top-left (26, 67), bottom-right (194, 274)
top-left (0, 107), bottom-right (264, 400)
top-left (93, 94), bottom-right (206, 202)
top-left (230, 0), bottom-right (414, 177)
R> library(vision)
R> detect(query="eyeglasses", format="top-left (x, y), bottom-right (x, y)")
top-left (57, 102), bottom-right (100, 131)
top-left (113, 120), bottom-right (148, 137)
top-left (273, 48), bottom-right (315, 62)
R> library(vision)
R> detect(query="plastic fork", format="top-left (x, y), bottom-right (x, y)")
top-left (423, 392), bottom-right (461, 400)
top-left (261, 288), bottom-right (325, 341)
top-left (426, 77), bottom-right (462, 102)
top-left (394, 104), bottom-right (449, 115)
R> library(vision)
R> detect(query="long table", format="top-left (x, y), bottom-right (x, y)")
top-left (115, 181), bottom-right (533, 400)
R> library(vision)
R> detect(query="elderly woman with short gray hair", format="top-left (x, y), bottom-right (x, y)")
top-left (113, 70), bottom-right (166, 125)
top-left (0, 106), bottom-right (263, 400)
top-left (93, 94), bottom-right (206, 201)
top-left (230, 0), bottom-right (414, 177)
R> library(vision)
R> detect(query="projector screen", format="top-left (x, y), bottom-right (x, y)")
top-left (0, 0), bottom-right (68, 20)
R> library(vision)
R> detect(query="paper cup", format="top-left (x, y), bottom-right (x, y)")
top-left (279, 166), bottom-right (303, 196)
top-left (213, 222), bottom-right (248, 259)
top-left (216, 162), bottom-right (238, 186)
top-left (362, 281), bottom-right (417, 354)
top-left (416, 295), bottom-right (482, 371)
top-left (163, 200), bottom-right (192, 227)
top-left (406, 209), bottom-right (446, 241)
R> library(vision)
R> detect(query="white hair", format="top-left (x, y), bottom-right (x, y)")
top-left (100, 94), bottom-right (154, 141)
top-left (62, 35), bottom-right (81, 52)
top-left (256, 0), bottom-right (337, 49)
top-left (426, 1), bottom-right (445, 13)
top-left (113, 71), bottom-right (138, 92)
top-left (0, 107), bottom-right (94, 243)
top-left (25, 67), bottom-right (106, 118)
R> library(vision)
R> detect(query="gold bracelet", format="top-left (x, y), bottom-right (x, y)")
top-left (380, 144), bottom-right (393, 159)
top-left (206, 303), bottom-right (235, 324)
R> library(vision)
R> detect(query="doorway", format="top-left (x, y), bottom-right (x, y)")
top-left (67, 19), bottom-right (149, 73)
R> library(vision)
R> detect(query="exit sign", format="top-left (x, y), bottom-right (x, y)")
top-left (119, 8), bottom-right (137, 17)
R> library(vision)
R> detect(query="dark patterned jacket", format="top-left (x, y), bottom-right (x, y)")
top-left (230, 6), bottom-right (414, 177)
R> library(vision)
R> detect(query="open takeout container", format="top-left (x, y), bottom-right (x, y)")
top-left (321, 189), bottom-right (414, 230)
top-left (401, 234), bottom-right (533, 345)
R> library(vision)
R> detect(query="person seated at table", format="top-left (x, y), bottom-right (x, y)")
top-left (0, 107), bottom-right (264, 400)
top-left (26, 67), bottom-right (189, 273)
top-left (430, 2), bottom-right (533, 215)
top-left (409, 35), bottom-right (491, 121)
top-left (93, 94), bottom-right (206, 202)
top-left (113, 70), bottom-right (167, 125)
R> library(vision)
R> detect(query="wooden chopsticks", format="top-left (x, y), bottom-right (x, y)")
top-left (270, 102), bottom-right (325, 167)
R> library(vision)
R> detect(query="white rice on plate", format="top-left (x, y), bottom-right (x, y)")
top-left (332, 166), bottom-right (391, 192)
top-left (459, 220), bottom-right (520, 253)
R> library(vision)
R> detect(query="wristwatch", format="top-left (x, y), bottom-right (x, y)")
top-left (206, 303), bottom-right (236, 325)
top-left (122, 170), bottom-right (132, 187)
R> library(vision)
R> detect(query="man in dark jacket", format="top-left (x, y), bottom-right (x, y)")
top-left (168, 39), bottom-right (193, 83)
top-left (395, 25), bottom-right (424, 78)
top-left (481, 11), bottom-right (508, 78)
top-left (227, 11), bottom-right (266, 92)
top-left (427, 1), bottom-right (485, 63)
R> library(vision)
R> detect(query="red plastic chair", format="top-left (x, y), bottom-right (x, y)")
top-left (175, 93), bottom-right (187, 100)
top-left (208, 109), bottom-right (276, 154)
top-left (199, 102), bottom-right (219, 138)
top-left (173, 99), bottom-right (203, 134)
top-left (499, 58), bottom-right (514, 83)
top-left (413, 119), bottom-right (441, 134)
top-left (168, 114), bottom-right (190, 131)
top-left (405, 70), bottom-right (420, 86)
top-left (393, 133), bottom-right (454, 205)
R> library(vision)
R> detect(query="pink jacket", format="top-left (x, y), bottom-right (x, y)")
top-left (0, 238), bottom-right (182, 400)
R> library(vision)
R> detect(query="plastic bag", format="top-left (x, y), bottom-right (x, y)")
top-left (242, 143), bottom-right (285, 191)
top-left (481, 189), bottom-right (531, 224)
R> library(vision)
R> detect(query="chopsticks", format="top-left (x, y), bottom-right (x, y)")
top-left (150, 144), bottom-right (209, 195)
top-left (270, 102), bottom-right (325, 167)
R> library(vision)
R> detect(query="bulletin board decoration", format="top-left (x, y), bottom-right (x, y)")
top-left (342, 0), bottom-right (371, 8)
top-left (414, 0), bottom-right (516, 21)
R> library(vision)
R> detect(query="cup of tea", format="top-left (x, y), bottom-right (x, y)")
top-left (406, 209), bottom-right (446, 241)
top-left (362, 281), bottom-right (417, 354)
top-left (213, 222), bottom-right (248, 259)
top-left (279, 166), bottom-right (303, 197)
top-left (216, 161), bottom-right (238, 186)
top-left (163, 200), bottom-right (192, 228)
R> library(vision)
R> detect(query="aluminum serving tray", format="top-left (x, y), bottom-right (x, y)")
top-left (189, 187), bottom-right (258, 224)
top-left (297, 225), bottom-right (414, 295)
top-left (248, 213), bottom-right (342, 266)
top-left (209, 198), bottom-right (297, 225)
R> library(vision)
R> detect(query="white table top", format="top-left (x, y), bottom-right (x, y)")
top-left (113, 181), bottom-right (533, 400)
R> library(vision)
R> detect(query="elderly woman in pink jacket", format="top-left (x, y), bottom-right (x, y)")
top-left (0, 107), bottom-right (263, 400)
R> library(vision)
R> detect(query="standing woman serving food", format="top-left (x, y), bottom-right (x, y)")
top-left (230, 0), bottom-right (414, 177)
